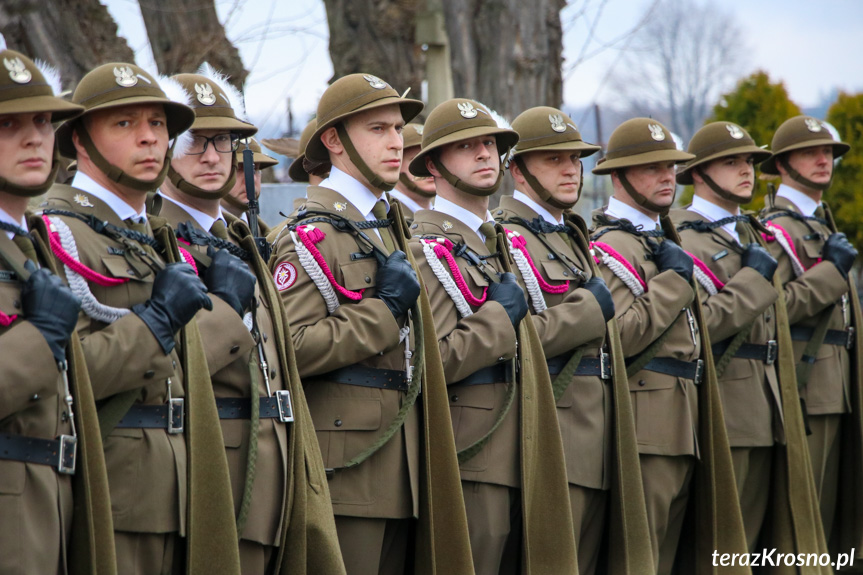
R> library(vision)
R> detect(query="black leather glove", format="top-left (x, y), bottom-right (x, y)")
top-left (582, 276), bottom-right (615, 323)
top-left (488, 272), bottom-right (528, 327)
top-left (204, 246), bottom-right (257, 317)
top-left (741, 243), bottom-right (778, 281)
top-left (21, 261), bottom-right (82, 365)
top-left (374, 250), bottom-right (421, 318)
top-left (133, 263), bottom-right (213, 354)
top-left (654, 240), bottom-right (694, 283)
top-left (823, 232), bottom-right (857, 279)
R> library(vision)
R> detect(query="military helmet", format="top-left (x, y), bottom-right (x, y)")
top-left (510, 107), bottom-right (600, 159)
top-left (236, 137), bottom-right (278, 169)
top-left (287, 119), bottom-right (317, 182)
top-left (677, 121), bottom-right (770, 185)
top-left (0, 44), bottom-right (82, 123)
top-left (402, 122), bottom-right (425, 150)
top-left (304, 73), bottom-right (423, 163)
top-left (760, 115), bottom-right (850, 176)
top-left (56, 62), bottom-right (195, 159)
top-left (171, 67), bottom-right (257, 138)
top-left (592, 118), bottom-right (693, 175)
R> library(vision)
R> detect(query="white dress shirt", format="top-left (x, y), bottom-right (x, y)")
top-left (71, 171), bottom-right (148, 223)
top-left (688, 194), bottom-right (741, 244)
top-left (319, 166), bottom-right (389, 239)
top-left (158, 192), bottom-right (226, 232)
top-left (0, 207), bottom-right (28, 239)
top-left (605, 195), bottom-right (660, 231)
top-left (512, 190), bottom-right (563, 225)
top-left (433, 196), bottom-right (495, 243)
top-left (776, 183), bottom-right (820, 217)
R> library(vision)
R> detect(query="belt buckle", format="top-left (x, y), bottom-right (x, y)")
top-left (275, 390), bottom-right (294, 423)
top-left (168, 398), bottom-right (184, 434)
top-left (57, 435), bottom-right (77, 475)
top-left (694, 359), bottom-right (704, 384)
top-left (766, 340), bottom-right (778, 365)
top-left (600, 352), bottom-right (612, 380)
top-left (847, 327), bottom-right (855, 350)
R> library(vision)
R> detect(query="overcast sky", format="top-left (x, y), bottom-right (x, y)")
top-left (105, 0), bottom-right (863, 138)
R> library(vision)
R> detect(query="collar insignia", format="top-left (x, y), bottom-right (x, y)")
top-left (442, 220), bottom-right (453, 231)
top-left (333, 202), bottom-right (347, 212)
top-left (73, 194), bottom-right (94, 208)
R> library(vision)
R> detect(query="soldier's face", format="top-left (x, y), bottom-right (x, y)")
top-left (699, 153), bottom-right (755, 199)
top-left (227, 163), bottom-right (261, 202)
top-left (0, 111), bottom-right (55, 187)
top-left (520, 150), bottom-right (582, 205)
top-left (622, 162), bottom-right (677, 208)
top-left (400, 145), bottom-right (436, 194)
top-left (80, 104), bottom-right (169, 182)
top-left (172, 129), bottom-right (234, 191)
top-left (343, 105), bottom-right (404, 186)
top-left (783, 146), bottom-right (834, 186)
top-left (436, 136), bottom-right (501, 188)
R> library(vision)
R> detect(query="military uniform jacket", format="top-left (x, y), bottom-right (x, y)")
top-left (268, 185), bottom-right (420, 519)
top-left (761, 195), bottom-right (851, 415)
top-left (408, 209), bottom-right (521, 488)
top-left (0, 232), bottom-right (74, 574)
top-left (591, 210), bottom-right (701, 456)
top-left (494, 197), bottom-right (610, 489)
top-left (154, 198), bottom-right (285, 546)
top-left (672, 208), bottom-right (785, 447)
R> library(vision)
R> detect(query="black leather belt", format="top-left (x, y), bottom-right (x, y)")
top-left (316, 366), bottom-right (409, 391)
top-left (453, 362), bottom-right (513, 386)
top-left (115, 400), bottom-right (185, 434)
top-left (712, 340), bottom-right (778, 365)
top-left (790, 326), bottom-right (855, 350)
top-left (627, 357), bottom-right (704, 383)
top-left (0, 433), bottom-right (77, 474)
top-left (216, 391), bottom-right (294, 423)
top-left (546, 353), bottom-right (612, 379)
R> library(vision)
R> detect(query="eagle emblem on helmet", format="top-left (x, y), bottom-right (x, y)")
top-left (648, 124), bottom-right (666, 141)
top-left (363, 74), bottom-right (387, 90)
top-left (549, 114), bottom-right (567, 133)
top-left (113, 66), bottom-right (138, 88)
top-left (4, 57), bottom-right (31, 84)
top-left (726, 124), bottom-right (745, 139)
top-left (458, 102), bottom-right (478, 119)
top-left (804, 118), bottom-right (823, 132)
top-left (195, 83), bottom-right (217, 105)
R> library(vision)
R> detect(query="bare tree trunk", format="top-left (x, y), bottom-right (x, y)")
top-left (139, 0), bottom-right (247, 88)
top-left (321, 0), bottom-right (424, 102)
top-left (0, 0), bottom-right (135, 88)
top-left (441, 0), bottom-right (565, 119)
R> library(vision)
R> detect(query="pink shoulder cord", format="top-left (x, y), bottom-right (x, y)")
top-left (508, 232), bottom-right (569, 294)
top-left (423, 237), bottom-right (487, 306)
top-left (0, 310), bottom-right (17, 327)
top-left (590, 240), bottom-right (648, 292)
top-left (42, 214), bottom-right (128, 287)
top-left (762, 221), bottom-right (820, 275)
top-left (175, 239), bottom-right (199, 275)
top-left (296, 225), bottom-right (364, 301)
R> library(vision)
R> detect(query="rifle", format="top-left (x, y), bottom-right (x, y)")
top-left (242, 141), bottom-right (271, 261)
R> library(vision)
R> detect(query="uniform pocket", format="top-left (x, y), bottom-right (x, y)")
top-left (339, 259), bottom-right (378, 292)
top-left (314, 397), bottom-right (382, 431)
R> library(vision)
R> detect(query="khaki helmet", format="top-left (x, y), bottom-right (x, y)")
top-left (56, 62), bottom-right (195, 192)
top-left (236, 137), bottom-right (278, 169)
top-left (287, 119), bottom-right (319, 182)
top-left (760, 115), bottom-right (850, 190)
top-left (409, 98), bottom-right (518, 196)
top-left (0, 39), bottom-right (84, 196)
top-left (305, 73), bottom-right (423, 191)
top-left (676, 121), bottom-right (770, 204)
top-left (165, 65), bottom-right (258, 200)
top-left (592, 118), bottom-right (693, 213)
top-left (510, 106), bottom-right (600, 209)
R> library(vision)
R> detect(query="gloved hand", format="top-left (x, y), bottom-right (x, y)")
top-left (488, 272), bottom-right (528, 327)
top-left (204, 246), bottom-right (257, 317)
top-left (653, 240), bottom-right (694, 283)
top-left (822, 232), bottom-right (857, 279)
top-left (741, 243), bottom-right (778, 281)
top-left (582, 276), bottom-right (615, 323)
top-left (21, 261), bottom-right (82, 365)
top-left (374, 250), bottom-right (421, 318)
top-left (133, 262), bottom-right (213, 354)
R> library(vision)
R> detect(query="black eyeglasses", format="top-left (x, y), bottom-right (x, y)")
top-left (186, 133), bottom-right (239, 155)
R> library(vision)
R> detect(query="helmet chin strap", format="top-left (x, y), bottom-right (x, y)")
top-left (617, 170), bottom-right (673, 216)
top-left (221, 189), bottom-right (250, 211)
top-left (335, 123), bottom-right (397, 192)
top-left (778, 154), bottom-right (832, 191)
top-left (513, 156), bottom-right (577, 210)
top-left (0, 149), bottom-right (62, 197)
top-left (76, 122), bottom-right (173, 192)
top-left (398, 173), bottom-right (436, 198)
top-left (431, 156), bottom-right (503, 197)
top-left (697, 167), bottom-right (752, 205)
top-left (167, 155), bottom-right (237, 200)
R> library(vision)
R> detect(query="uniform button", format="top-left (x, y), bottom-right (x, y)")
top-left (230, 345), bottom-right (240, 354)
top-left (334, 419), bottom-right (343, 427)
top-left (496, 210), bottom-right (503, 215)
top-left (61, 412), bottom-right (69, 422)
top-left (498, 356), bottom-right (506, 362)
top-left (262, 333), bottom-right (268, 342)
top-left (144, 370), bottom-right (155, 379)
top-left (563, 271), bottom-right (569, 277)
top-left (411, 224), bottom-right (418, 229)
top-left (31, 394), bottom-right (39, 401)
top-left (13, 300), bottom-right (21, 309)
top-left (548, 253), bottom-right (555, 260)
top-left (127, 268), bottom-right (136, 275)
top-left (172, 360), bottom-right (177, 369)
top-left (270, 369), bottom-right (277, 379)
top-left (451, 395), bottom-right (459, 402)
top-left (364, 276), bottom-right (371, 284)
top-left (638, 380), bottom-right (646, 387)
